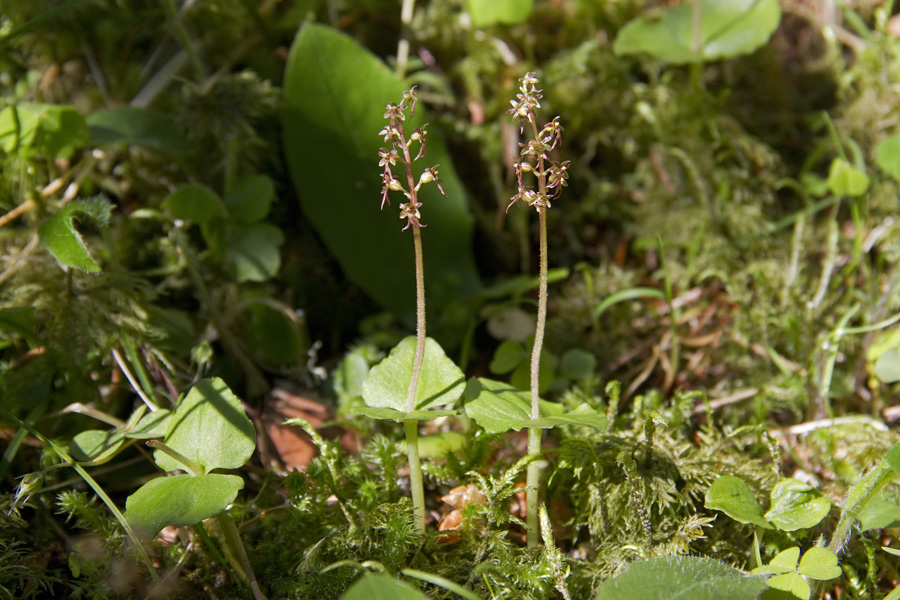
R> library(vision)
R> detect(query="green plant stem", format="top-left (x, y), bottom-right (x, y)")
top-left (828, 459), bottom-right (895, 556)
top-left (526, 203), bottom-right (548, 548)
top-left (405, 419), bottom-right (426, 533)
top-left (0, 406), bottom-right (160, 582)
top-left (217, 512), bottom-right (267, 600)
top-left (405, 222), bottom-right (427, 534)
top-left (396, 0), bottom-right (416, 78)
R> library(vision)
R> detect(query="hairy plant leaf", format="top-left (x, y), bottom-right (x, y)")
top-left (613, 0), bottom-right (781, 64)
top-left (162, 183), bottom-right (225, 225)
top-left (827, 158), bottom-right (869, 196)
top-left (887, 442), bottom-right (900, 477)
top-left (283, 24), bottom-right (481, 319)
top-left (222, 223), bottom-right (284, 282)
top-left (155, 378), bottom-right (256, 473)
top-left (361, 336), bottom-right (464, 414)
top-left (223, 174), bottom-right (274, 224)
top-left (465, 0), bottom-right (533, 27)
top-left (124, 473), bottom-right (243, 538)
top-left (875, 348), bottom-right (900, 383)
top-left (797, 547), bottom-right (841, 580)
top-left (764, 478), bottom-right (830, 531)
top-left (464, 378), bottom-right (606, 432)
top-left (340, 574), bottom-right (428, 600)
top-left (86, 106), bottom-right (189, 153)
top-left (594, 555), bottom-right (767, 600)
top-left (705, 475), bottom-right (773, 529)
top-left (38, 196), bottom-right (113, 272)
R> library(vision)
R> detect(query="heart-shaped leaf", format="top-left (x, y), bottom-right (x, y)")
top-left (223, 174), bottom-right (274, 224)
top-left (765, 572), bottom-right (809, 600)
top-left (38, 196), bottom-right (113, 272)
top-left (340, 574), bottom-right (428, 600)
top-left (361, 337), bottom-right (465, 414)
top-left (705, 475), bottom-right (773, 529)
top-left (464, 378), bottom-right (607, 433)
top-left (827, 158), bottom-right (870, 197)
top-left (222, 223), bottom-right (285, 282)
top-left (124, 473), bottom-right (244, 539)
top-left (162, 183), bottom-right (225, 226)
top-left (875, 348), bottom-right (900, 383)
top-left (797, 547), bottom-right (841, 581)
top-left (155, 378), bottom-right (256, 474)
top-left (613, 0), bottom-right (781, 64)
top-left (753, 547), bottom-right (800, 575)
top-left (594, 555), bottom-right (767, 600)
top-left (764, 478), bottom-right (831, 531)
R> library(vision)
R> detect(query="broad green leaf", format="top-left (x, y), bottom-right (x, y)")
top-left (489, 339), bottom-right (527, 374)
top-left (155, 378), bottom-right (256, 473)
top-left (769, 547), bottom-right (800, 571)
top-left (222, 223), bottom-right (284, 282)
top-left (464, 378), bottom-right (606, 433)
top-left (124, 409), bottom-right (172, 439)
top-left (86, 106), bottom-right (189, 153)
top-left (223, 174), bottom-right (274, 224)
top-left (594, 555), bottom-right (767, 600)
top-left (858, 492), bottom-right (900, 531)
top-left (764, 478), bottom-right (831, 531)
top-left (613, 0), bottom-right (781, 64)
top-left (162, 183), bottom-right (224, 225)
top-left (875, 348), bottom-right (900, 383)
top-left (510, 350), bottom-right (556, 393)
top-left (283, 24), bottom-right (481, 319)
top-left (361, 336), bottom-right (465, 413)
top-left (70, 429), bottom-right (125, 463)
top-left (124, 473), bottom-right (243, 538)
top-left (797, 547), bottom-right (841, 580)
top-left (465, 0), bottom-right (533, 27)
top-left (875, 135), bottom-right (900, 180)
top-left (340, 574), bottom-right (428, 600)
top-left (705, 475), bottom-right (773, 529)
top-left (38, 196), bottom-right (113, 272)
top-left (826, 158), bottom-right (869, 197)
top-left (765, 573), bottom-right (809, 600)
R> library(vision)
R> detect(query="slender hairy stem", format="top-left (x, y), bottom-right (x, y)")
top-left (526, 427), bottom-right (542, 547)
top-left (408, 224), bottom-right (426, 414)
top-left (406, 222), bottom-right (427, 534)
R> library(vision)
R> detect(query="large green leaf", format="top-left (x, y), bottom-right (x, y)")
top-left (340, 574), bottom-right (428, 600)
top-left (595, 556), bottom-right (767, 600)
top-left (38, 196), bottom-right (113, 272)
top-left (86, 106), bottom-right (189, 153)
top-left (464, 378), bottom-right (606, 433)
top-left (283, 24), bottom-right (481, 319)
top-left (360, 336), bottom-right (464, 415)
top-left (465, 0), bottom-right (533, 27)
top-left (155, 378), bottom-right (256, 473)
top-left (613, 0), bottom-right (781, 64)
top-left (705, 475), bottom-right (773, 529)
top-left (124, 473), bottom-right (244, 538)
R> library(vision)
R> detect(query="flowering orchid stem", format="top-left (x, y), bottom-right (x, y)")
top-left (406, 223), bottom-right (427, 533)
top-left (527, 206), bottom-right (548, 548)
